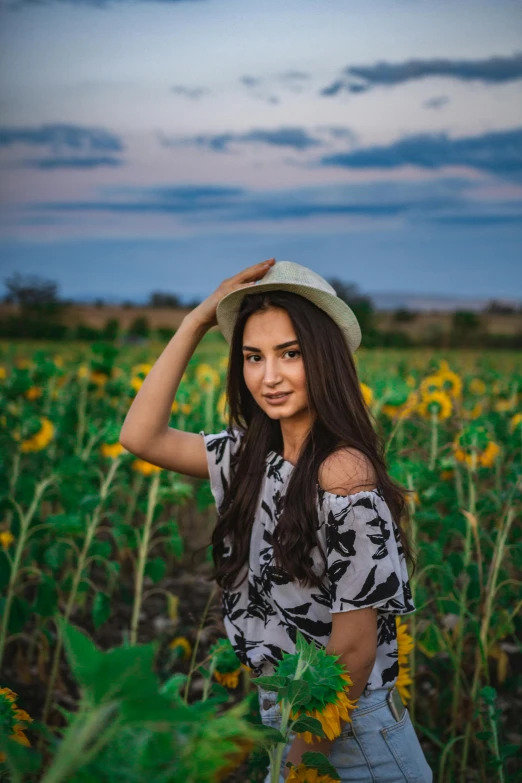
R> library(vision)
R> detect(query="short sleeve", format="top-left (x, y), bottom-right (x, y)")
top-left (323, 489), bottom-right (415, 615)
top-left (199, 426), bottom-right (245, 511)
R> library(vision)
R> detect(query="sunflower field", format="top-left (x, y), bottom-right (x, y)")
top-left (0, 334), bottom-right (521, 783)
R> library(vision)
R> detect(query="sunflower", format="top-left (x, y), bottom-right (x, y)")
top-left (0, 687), bottom-right (33, 763)
top-left (469, 378), bottom-right (487, 396)
top-left (210, 638), bottom-right (242, 689)
top-left (0, 531), bottom-right (14, 550)
top-left (395, 617), bottom-right (414, 704)
top-left (132, 363), bottom-right (153, 377)
top-left (130, 376), bottom-right (144, 394)
top-left (453, 426), bottom-right (501, 469)
top-left (25, 386), bottom-right (42, 400)
top-left (18, 417), bottom-right (54, 453)
top-left (169, 636), bottom-right (192, 660)
top-left (196, 363), bottom-right (220, 392)
top-left (214, 669), bottom-right (241, 688)
top-left (437, 369), bottom-right (463, 400)
top-left (382, 391), bottom-right (420, 420)
top-left (286, 765), bottom-right (340, 783)
top-left (100, 441), bottom-right (127, 459)
top-left (132, 459), bottom-right (161, 476)
top-left (509, 413), bottom-right (522, 433)
top-left (494, 396), bottom-right (517, 413)
top-left (417, 390), bottom-right (452, 420)
top-left (90, 371), bottom-right (110, 387)
top-left (360, 383), bottom-right (373, 407)
top-left (462, 401), bottom-right (484, 421)
top-left (274, 642), bottom-right (358, 745)
top-left (290, 673), bottom-right (358, 743)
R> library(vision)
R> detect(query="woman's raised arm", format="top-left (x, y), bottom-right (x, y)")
top-left (118, 258), bottom-right (275, 477)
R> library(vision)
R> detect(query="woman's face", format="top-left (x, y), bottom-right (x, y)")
top-left (242, 307), bottom-right (310, 422)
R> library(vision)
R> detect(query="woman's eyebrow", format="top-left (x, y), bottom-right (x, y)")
top-left (242, 339), bottom-right (299, 352)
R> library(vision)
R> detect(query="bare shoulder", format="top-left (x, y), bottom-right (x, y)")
top-left (318, 446), bottom-right (377, 496)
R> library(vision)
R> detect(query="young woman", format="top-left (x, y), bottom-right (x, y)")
top-left (120, 258), bottom-right (433, 783)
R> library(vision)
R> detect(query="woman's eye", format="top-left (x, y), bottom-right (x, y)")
top-left (246, 350), bottom-right (300, 362)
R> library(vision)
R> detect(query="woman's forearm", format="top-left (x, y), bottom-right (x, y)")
top-left (119, 313), bottom-right (209, 451)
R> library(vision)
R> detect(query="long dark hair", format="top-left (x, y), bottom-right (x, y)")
top-left (210, 290), bottom-right (417, 591)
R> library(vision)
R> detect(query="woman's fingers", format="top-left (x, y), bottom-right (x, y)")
top-left (236, 258), bottom-right (275, 282)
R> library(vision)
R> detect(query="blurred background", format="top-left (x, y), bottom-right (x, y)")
top-left (0, 0), bottom-right (521, 346)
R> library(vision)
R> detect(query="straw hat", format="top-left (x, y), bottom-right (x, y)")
top-left (216, 260), bottom-right (362, 354)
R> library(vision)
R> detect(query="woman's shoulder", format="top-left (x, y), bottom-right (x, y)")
top-left (317, 446), bottom-right (378, 497)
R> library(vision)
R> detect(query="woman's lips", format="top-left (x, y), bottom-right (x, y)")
top-left (265, 392), bottom-right (292, 405)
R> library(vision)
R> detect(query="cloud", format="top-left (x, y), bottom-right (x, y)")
top-left (318, 127), bottom-right (522, 180)
top-left (0, 123), bottom-right (123, 152)
top-left (424, 96), bottom-right (450, 110)
top-left (171, 85), bottom-right (210, 99)
top-left (0, 123), bottom-right (125, 169)
top-left (8, 0), bottom-right (204, 7)
top-left (321, 52), bottom-right (522, 96)
top-left (21, 156), bottom-right (123, 169)
top-left (159, 126), bottom-right (324, 152)
top-left (240, 75), bottom-right (279, 105)
top-left (276, 70), bottom-right (311, 94)
top-left (29, 176), bottom-right (520, 229)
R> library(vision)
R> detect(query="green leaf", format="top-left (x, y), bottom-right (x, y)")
top-left (286, 679), bottom-right (311, 707)
top-left (4, 596), bottom-right (31, 634)
top-left (60, 619), bottom-right (102, 691)
top-left (210, 682), bottom-right (231, 704)
top-left (252, 675), bottom-right (288, 691)
top-left (47, 513), bottom-right (84, 535)
top-left (166, 521), bottom-right (184, 559)
top-left (92, 591), bottom-right (111, 629)
top-left (44, 541), bottom-right (69, 570)
top-left (0, 550), bottom-right (12, 591)
top-left (160, 673), bottom-right (188, 698)
top-left (291, 716), bottom-right (325, 737)
top-left (301, 751), bottom-right (341, 779)
top-left (145, 556), bottom-right (167, 584)
top-left (90, 644), bottom-right (160, 705)
top-left (80, 494), bottom-right (100, 512)
top-left (255, 725), bottom-right (287, 747)
top-left (33, 577), bottom-right (58, 617)
top-left (475, 730), bottom-right (492, 741)
top-left (480, 686), bottom-right (497, 704)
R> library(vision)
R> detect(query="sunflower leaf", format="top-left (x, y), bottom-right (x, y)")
top-left (291, 716), bottom-right (326, 737)
top-left (255, 725), bottom-right (287, 747)
top-left (286, 679), bottom-right (311, 707)
top-left (251, 675), bottom-right (288, 691)
top-left (301, 751), bottom-right (341, 779)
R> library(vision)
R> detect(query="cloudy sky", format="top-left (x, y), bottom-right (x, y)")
top-left (0, 0), bottom-right (521, 304)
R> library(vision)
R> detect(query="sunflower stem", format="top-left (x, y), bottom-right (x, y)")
top-left (429, 410), bottom-right (438, 471)
top-left (40, 457), bottom-right (121, 728)
top-left (130, 471), bottom-right (161, 646)
top-left (0, 474), bottom-right (56, 669)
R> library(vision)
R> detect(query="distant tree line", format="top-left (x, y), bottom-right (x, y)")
top-left (1, 273), bottom-right (521, 348)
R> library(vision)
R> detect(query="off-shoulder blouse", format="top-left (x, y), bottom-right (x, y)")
top-left (199, 426), bottom-right (415, 693)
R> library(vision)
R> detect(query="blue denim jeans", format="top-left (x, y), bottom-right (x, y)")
top-left (258, 686), bottom-right (433, 783)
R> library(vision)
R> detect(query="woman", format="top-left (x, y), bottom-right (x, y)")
top-left (120, 258), bottom-right (433, 782)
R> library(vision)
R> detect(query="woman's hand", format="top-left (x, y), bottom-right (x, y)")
top-left (188, 258), bottom-right (275, 329)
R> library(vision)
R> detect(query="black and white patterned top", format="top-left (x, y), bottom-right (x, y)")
top-left (199, 426), bottom-right (416, 693)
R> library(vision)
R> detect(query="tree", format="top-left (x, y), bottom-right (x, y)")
top-left (148, 291), bottom-right (182, 308)
top-left (326, 278), bottom-right (375, 335)
top-left (128, 316), bottom-right (149, 338)
top-left (4, 272), bottom-right (64, 316)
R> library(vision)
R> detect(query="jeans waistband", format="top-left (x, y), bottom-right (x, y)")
top-left (258, 685), bottom-right (401, 718)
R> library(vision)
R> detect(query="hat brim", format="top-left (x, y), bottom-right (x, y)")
top-left (216, 281), bottom-right (362, 353)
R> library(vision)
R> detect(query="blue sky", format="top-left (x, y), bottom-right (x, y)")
top-left (0, 0), bottom-right (521, 304)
